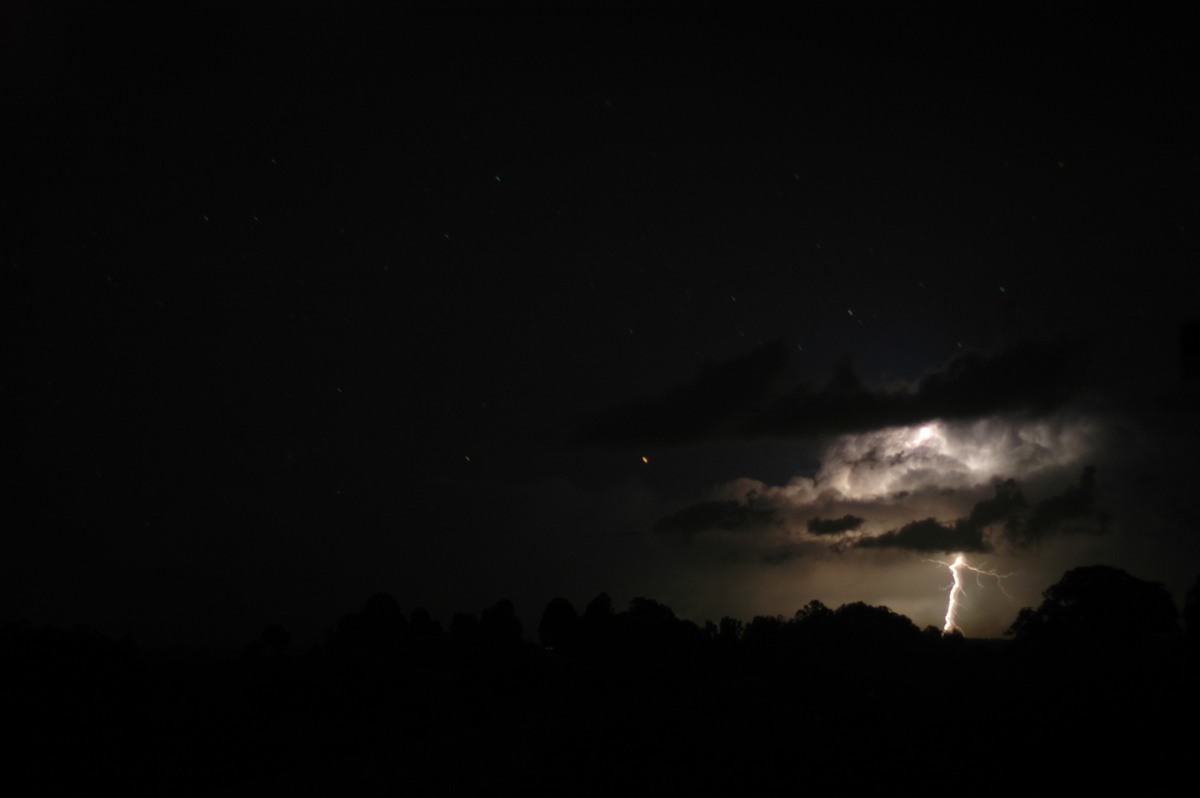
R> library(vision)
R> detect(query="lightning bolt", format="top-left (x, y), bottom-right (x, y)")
top-left (927, 553), bottom-right (1013, 635)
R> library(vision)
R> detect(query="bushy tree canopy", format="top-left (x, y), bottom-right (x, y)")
top-left (1007, 565), bottom-right (1180, 647)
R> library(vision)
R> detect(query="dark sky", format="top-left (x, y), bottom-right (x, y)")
top-left (6, 3), bottom-right (1199, 646)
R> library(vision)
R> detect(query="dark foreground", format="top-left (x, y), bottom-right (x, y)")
top-left (4, 601), bottom-right (1195, 796)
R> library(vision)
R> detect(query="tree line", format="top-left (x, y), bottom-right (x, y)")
top-left (2, 564), bottom-right (1197, 795)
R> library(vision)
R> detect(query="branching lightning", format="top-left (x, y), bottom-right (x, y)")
top-left (928, 553), bottom-right (1013, 634)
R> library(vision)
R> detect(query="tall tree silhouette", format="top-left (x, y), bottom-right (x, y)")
top-left (1184, 573), bottom-right (1200, 655)
top-left (479, 599), bottom-right (524, 650)
top-left (538, 597), bottom-right (579, 651)
top-left (326, 592), bottom-right (412, 659)
top-left (1008, 565), bottom-right (1180, 648)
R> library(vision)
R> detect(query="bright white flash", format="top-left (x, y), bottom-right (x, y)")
top-left (814, 418), bottom-right (1094, 501)
top-left (718, 416), bottom-right (1095, 513)
top-left (930, 553), bottom-right (1012, 634)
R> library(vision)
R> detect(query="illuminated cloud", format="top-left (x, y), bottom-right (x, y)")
top-left (657, 416), bottom-right (1106, 559)
top-left (803, 417), bottom-right (1095, 501)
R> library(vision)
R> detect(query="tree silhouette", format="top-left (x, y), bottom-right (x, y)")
top-left (450, 611), bottom-right (480, 645)
top-left (409, 607), bottom-right (444, 638)
top-left (538, 597), bottom-right (579, 650)
top-left (717, 616), bottom-right (742, 646)
top-left (742, 614), bottom-right (787, 651)
top-left (261, 623), bottom-right (290, 654)
top-left (583, 592), bottom-right (615, 623)
top-left (576, 592), bottom-right (617, 656)
top-left (479, 598), bottom-right (524, 649)
top-left (793, 599), bottom-right (833, 623)
top-left (828, 601), bottom-right (921, 648)
top-left (328, 592), bottom-right (408, 657)
top-left (1007, 565), bottom-right (1181, 648)
top-left (1184, 573), bottom-right (1200, 655)
top-left (780, 599), bottom-right (834, 650)
top-left (243, 623), bottom-right (291, 659)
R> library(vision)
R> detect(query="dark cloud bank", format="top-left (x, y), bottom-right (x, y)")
top-left (577, 338), bottom-right (1092, 448)
top-left (654, 498), bottom-right (780, 539)
top-left (807, 515), bottom-right (865, 536)
top-left (657, 467), bottom-right (1106, 559)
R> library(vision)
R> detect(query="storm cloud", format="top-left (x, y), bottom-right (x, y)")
top-left (856, 517), bottom-right (990, 553)
top-left (577, 339), bottom-right (1092, 448)
top-left (1004, 466), bottom-right (1106, 547)
top-left (807, 515), bottom-right (866, 535)
top-left (654, 498), bottom-right (781, 539)
top-left (847, 468), bottom-right (1103, 554)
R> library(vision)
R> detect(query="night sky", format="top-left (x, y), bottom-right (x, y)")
top-left (7, 4), bottom-right (1199, 648)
